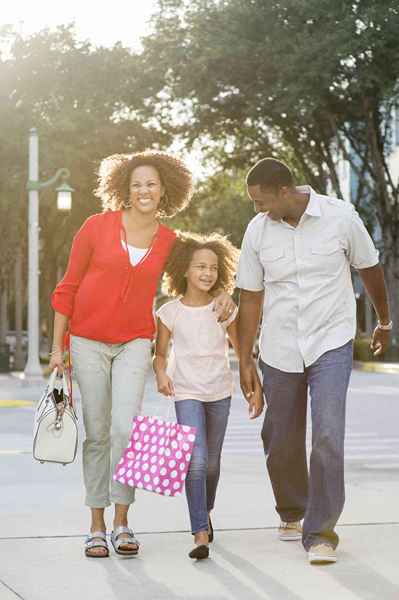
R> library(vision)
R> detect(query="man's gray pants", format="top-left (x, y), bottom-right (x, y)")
top-left (260, 340), bottom-right (353, 550)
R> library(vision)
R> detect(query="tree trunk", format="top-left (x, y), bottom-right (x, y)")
top-left (14, 248), bottom-right (25, 371)
top-left (0, 286), bottom-right (8, 345)
top-left (385, 261), bottom-right (399, 347)
top-left (381, 221), bottom-right (399, 345)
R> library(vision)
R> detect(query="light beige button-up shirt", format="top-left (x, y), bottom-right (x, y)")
top-left (236, 186), bottom-right (379, 373)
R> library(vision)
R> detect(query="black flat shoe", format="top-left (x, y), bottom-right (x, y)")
top-left (189, 545), bottom-right (209, 560)
top-left (208, 516), bottom-right (214, 543)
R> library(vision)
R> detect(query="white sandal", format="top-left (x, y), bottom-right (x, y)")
top-left (110, 526), bottom-right (140, 556)
top-left (84, 531), bottom-right (109, 558)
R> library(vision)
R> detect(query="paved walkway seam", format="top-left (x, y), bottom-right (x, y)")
top-left (0, 520), bottom-right (398, 541)
top-left (0, 579), bottom-right (26, 600)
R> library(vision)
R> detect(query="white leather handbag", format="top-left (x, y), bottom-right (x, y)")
top-left (33, 368), bottom-right (78, 465)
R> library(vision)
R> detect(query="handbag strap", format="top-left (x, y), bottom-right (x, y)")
top-left (47, 368), bottom-right (59, 393)
top-left (62, 368), bottom-right (74, 409)
top-left (48, 367), bottom-right (74, 410)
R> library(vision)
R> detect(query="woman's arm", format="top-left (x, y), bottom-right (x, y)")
top-left (153, 318), bottom-right (175, 396)
top-left (51, 217), bottom-right (95, 317)
top-left (49, 312), bottom-right (69, 373)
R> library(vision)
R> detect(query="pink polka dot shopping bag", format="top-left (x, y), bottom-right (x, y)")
top-left (113, 415), bottom-right (197, 497)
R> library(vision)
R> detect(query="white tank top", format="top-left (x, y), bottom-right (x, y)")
top-left (121, 240), bottom-right (148, 266)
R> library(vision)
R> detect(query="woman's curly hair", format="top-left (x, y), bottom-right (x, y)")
top-left (163, 231), bottom-right (239, 297)
top-left (95, 150), bottom-right (193, 217)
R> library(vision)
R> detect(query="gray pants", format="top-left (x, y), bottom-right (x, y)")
top-left (260, 340), bottom-right (353, 550)
top-left (71, 335), bottom-right (151, 507)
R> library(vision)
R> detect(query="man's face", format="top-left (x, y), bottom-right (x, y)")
top-left (247, 184), bottom-right (288, 220)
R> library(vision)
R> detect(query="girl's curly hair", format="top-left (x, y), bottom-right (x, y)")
top-left (95, 150), bottom-right (193, 217)
top-left (163, 231), bottom-right (239, 297)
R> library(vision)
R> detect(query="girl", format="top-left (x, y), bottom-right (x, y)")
top-left (153, 232), bottom-right (264, 560)
top-left (49, 151), bottom-right (235, 559)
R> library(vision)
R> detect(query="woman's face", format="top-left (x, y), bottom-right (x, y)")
top-left (128, 165), bottom-right (164, 215)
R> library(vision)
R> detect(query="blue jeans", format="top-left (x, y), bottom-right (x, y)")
top-left (174, 397), bottom-right (231, 534)
top-left (260, 341), bottom-right (353, 550)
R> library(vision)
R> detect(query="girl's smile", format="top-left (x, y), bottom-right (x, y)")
top-left (185, 249), bottom-right (219, 294)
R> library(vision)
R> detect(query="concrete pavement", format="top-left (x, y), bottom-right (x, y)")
top-left (0, 369), bottom-right (398, 599)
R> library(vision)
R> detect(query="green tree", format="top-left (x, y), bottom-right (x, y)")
top-left (0, 25), bottom-right (167, 345)
top-left (179, 169), bottom-right (254, 248)
top-left (137, 0), bottom-right (399, 339)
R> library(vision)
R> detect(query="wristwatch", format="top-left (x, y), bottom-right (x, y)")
top-left (377, 320), bottom-right (393, 331)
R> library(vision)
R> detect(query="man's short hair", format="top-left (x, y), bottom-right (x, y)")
top-left (246, 158), bottom-right (293, 189)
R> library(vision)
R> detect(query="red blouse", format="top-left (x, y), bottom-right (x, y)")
top-left (51, 210), bottom-right (176, 343)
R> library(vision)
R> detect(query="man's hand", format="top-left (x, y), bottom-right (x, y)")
top-left (239, 357), bottom-right (262, 404)
top-left (357, 265), bottom-right (391, 357)
top-left (248, 382), bottom-right (265, 419)
top-left (370, 326), bottom-right (391, 356)
top-left (213, 291), bottom-right (236, 323)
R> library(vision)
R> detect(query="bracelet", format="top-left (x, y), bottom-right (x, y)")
top-left (49, 348), bottom-right (63, 356)
top-left (377, 320), bottom-right (393, 331)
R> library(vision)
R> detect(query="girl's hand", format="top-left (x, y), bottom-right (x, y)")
top-left (49, 349), bottom-right (65, 374)
top-left (156, 372), bottom-right (175, 397)
top-left (213, 292), bottom-right (236, 323)
top-left (248, 383), bottom-right (265, 419)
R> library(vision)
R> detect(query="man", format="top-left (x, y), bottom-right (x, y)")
top-left (236, 158), bottom-right (391, 564)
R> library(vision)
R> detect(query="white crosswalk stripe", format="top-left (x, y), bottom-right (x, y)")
top-left (344, 432), bottom-right (399, 465)
top-left (223, 415), bottom-right (399, 467)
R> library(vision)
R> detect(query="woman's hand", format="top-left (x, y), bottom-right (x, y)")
top-left (156, 371), bottom-right (175, 397)
top-left (49, 349), bottom-right (65, 374)
top-left (213, 291), bottom-right (236, 323)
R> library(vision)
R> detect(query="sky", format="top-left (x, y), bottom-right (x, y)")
top-left (1, 0), bottom-right (208, 179)
top-left (0, 0), bottom-right (157, 49)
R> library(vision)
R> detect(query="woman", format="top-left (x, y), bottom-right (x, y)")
top-left (49, 151), bottom-right (235, 558)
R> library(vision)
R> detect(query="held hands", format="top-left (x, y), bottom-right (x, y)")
top-left (239, 357), bottom-right (265, 419)
top-left (156, 371), bottom-right (175, 397)
top-left (248, 383), bottom-right (265, 420)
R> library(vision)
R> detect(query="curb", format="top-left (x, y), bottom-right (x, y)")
top-left (353, 360), bottom-right (399, 374)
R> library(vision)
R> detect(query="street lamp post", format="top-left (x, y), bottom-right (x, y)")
top-left (24, 128), bottom-right (73, 381)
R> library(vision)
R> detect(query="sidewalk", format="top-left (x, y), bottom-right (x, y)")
top-left (1, 370), bottom-right (399, 599)
top-left (1, 524), bottom-right (398, 600)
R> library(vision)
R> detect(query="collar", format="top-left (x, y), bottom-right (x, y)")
top-left (264, 185), bottom-right (321, 224)
top-left (297, 185), bottom-right (321, 218)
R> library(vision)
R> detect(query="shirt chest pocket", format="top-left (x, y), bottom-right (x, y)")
top-left (310, 243), bottom-right (344, 274)
top-left (260, 247), bottom-right (292, 283)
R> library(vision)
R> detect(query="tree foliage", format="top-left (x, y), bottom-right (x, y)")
top-left (137, 0), bottom-right (399, 337)
top-left (0, 25), bottom-right (167, 334)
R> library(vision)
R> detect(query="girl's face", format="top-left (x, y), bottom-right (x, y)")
top-left (185, 249), bottom-right (219, 293)
top-left (128, 165), bottom-right (164, 215)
